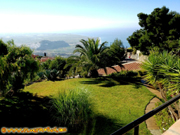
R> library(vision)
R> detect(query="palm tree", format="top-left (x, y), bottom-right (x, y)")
top-left (73, 38), bottom-right (109, 78)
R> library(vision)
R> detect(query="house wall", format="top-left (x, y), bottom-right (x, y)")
top-left (127, 50), bottom-right (148, 62)
top-left (138, 55), bottom-right (148, 62)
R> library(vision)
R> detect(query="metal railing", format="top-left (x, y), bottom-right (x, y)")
top-left (111, 94), bottom-right (180, 135)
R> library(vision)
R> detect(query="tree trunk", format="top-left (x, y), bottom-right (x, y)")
top-left (90, 69), bottom-right (99, 78)
top-left (158, 83), bottom-right (179, 121)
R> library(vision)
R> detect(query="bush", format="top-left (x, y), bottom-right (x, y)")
top-left (154, 101), bottom-right (175, 133)
top-left (137, 70), bottom-right (147, 77)
top-left (49, 88), bottom-right (94, 131)
top-left (37, 72), bottom-right (45, 80)
top-left (43, 69), bottom-right (59, 81)
top-left (108, 70), bottom-right (138, 78)
top-left (126, 70), bottom-right (138, 77)
top-left (32, 75), bottom-right (41, 82)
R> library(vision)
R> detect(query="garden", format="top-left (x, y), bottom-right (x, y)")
top-left (0, 72), bottom-right (155, 134)
top-left (0, 6), bottom-right (180, 135)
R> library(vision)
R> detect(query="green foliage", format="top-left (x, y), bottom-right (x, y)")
top-left (40, 56), bottom-right (67, 79)
top-left (49, 87), bottom-right (94, 131)
top-left (37, 72), bottom-right (45, 80)
top-left (0, 40), bottom-right (8, 56)
top-left (0, 39), bottom-right (40, 96)
top-left (43, 70), bottom-right (51, 80)
top-left (154, 101), bottom-right (175, 133)
top-left (127, 6), bottom-right (180, 54)
top-left (41, 59), bottom-right (52, 70)
top-left (132, 47), bottom-right (137, 55)
top-left (108, 38), bottom-right (126, 66)
top-left (108, 70), bottom-right (138, 78)
top-left (32, 75), bottom-right (41, 82)
top-left (137, 70), bottom-right (147, 77)
top-left (23, 78), bottom-right (153, 134)
top-left (65, 55), bottom-right (82, 78)
top-left (49, 56), bottom-right (66, 70)
top-left (139, 52), bottom-right (142, 57)
top-left (73, 38), bottom-right (109, 78)
top-left (141, 48), bottom-right (180, 120)
top-left (71, 38), bottom-right (126, 78)
top-left (36, 56), bottom-right (43, 59)
top-left (127, 47), bottom-right (133, 52)
top-left (141, 47), bottom-right (180, 92)
top-left (43, 69), bottom-right (59, 81)
top-left (49, 56), bottom-right (67, 78)
top-left (50, 69), bottom-right (60, 80)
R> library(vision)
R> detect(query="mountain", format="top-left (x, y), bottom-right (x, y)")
top-left (36, 40), bottom-right (70, 50)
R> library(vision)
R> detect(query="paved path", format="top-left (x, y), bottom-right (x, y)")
top-left (142, 80), bottom-right (162, 135)
top-left (162, 119), bottom-right (180, 135)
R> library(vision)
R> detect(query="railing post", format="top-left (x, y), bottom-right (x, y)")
top-left (134, 125), bottom-right (139, 135)
top-left (111, 94), bottom-right (180, 135)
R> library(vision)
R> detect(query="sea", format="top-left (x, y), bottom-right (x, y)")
top-left (69, 27), bottom-right (139, 48)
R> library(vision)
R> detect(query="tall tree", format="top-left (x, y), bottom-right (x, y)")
top-left (109, 38), bottom-right (126, 66)
top-left (73, 38), bottom-right (109, 77)
top-left (127, 6), bottom-right (180, 55)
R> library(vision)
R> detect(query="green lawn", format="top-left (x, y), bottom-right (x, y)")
top-left (0, 77), bottom-right (155, 135)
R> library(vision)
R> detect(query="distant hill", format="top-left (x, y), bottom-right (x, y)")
top-left (36, 40), bottom-right (70, 50)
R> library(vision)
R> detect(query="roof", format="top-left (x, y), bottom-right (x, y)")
top-left (97, 62), bottom-right (142, 76)
top-left (40, 57), bottom-right (54, 62)
top-left (31, 54), bottom-right (39, 59)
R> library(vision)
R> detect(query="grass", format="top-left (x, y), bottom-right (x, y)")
top-left (50, 88), bottom-right (93, 132)
top-left (0, 76), bottom-right (155, 135)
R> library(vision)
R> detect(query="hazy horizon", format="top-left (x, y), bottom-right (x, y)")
top-left (1, 0), bottom-right (180, 49)
top-left (0, 27), bottom-right (139, 48)
top-left (0, 0), bottom-right (180, 33)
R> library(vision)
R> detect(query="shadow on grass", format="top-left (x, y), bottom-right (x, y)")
top-left (80, 76), bottom-right (143, 89)
top-left (80, 77), bottom-right (108, 85)
top-left (68, 114), bottom-right (132, 135)
top-left (90, 115), bottom-right (132, 135)
top-left (0, 91), bottom-right (58, 130)
top-left (0, 90), bottom-right (130, 135)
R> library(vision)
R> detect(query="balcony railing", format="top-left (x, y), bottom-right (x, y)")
top-left (111, 94), bottom-right (180, 135)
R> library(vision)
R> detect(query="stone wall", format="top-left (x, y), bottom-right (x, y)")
top-left (127, 50), bottom-right (148, 62)
top-left (138, 55), bottom-right (148, 62)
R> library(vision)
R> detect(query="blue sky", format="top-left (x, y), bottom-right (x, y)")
top-left (0, 0), bottom-right (180, 33)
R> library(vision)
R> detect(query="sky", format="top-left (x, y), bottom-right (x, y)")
top-left (0, 0), bottom-right (180, 33)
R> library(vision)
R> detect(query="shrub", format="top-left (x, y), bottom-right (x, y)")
top-left (154, 101), bottom-right (175, 133)
top-left (43, 69), bottom-right (59, 81)
top-left (126, 70), bottom-right (138, 77)
top-left (37, 72), bottom-right (45, 80)
top-left (32, 75), bottom-right (41, 82)
top-left (139, 52), bottom-right (142, 57)
top-left (49, 88), bottom-right (94, 131)
top-left (108, 70), bottom-right (138, 78)
top-left (136, 70), bottom-right (147, 77)
top-left (43, 70), bottom-right (51, 80)
top-left (50, 69), bottom-right (59, 80)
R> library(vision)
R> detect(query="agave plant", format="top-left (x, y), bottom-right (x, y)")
top-left (50, 69), bottom-right (60, 80)
top-left (43, 69), bottom-right (59, 81)
top-left (141, 47), bottom-right (180, 121)
top-left (37, 72), bottom-right (45, 80)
